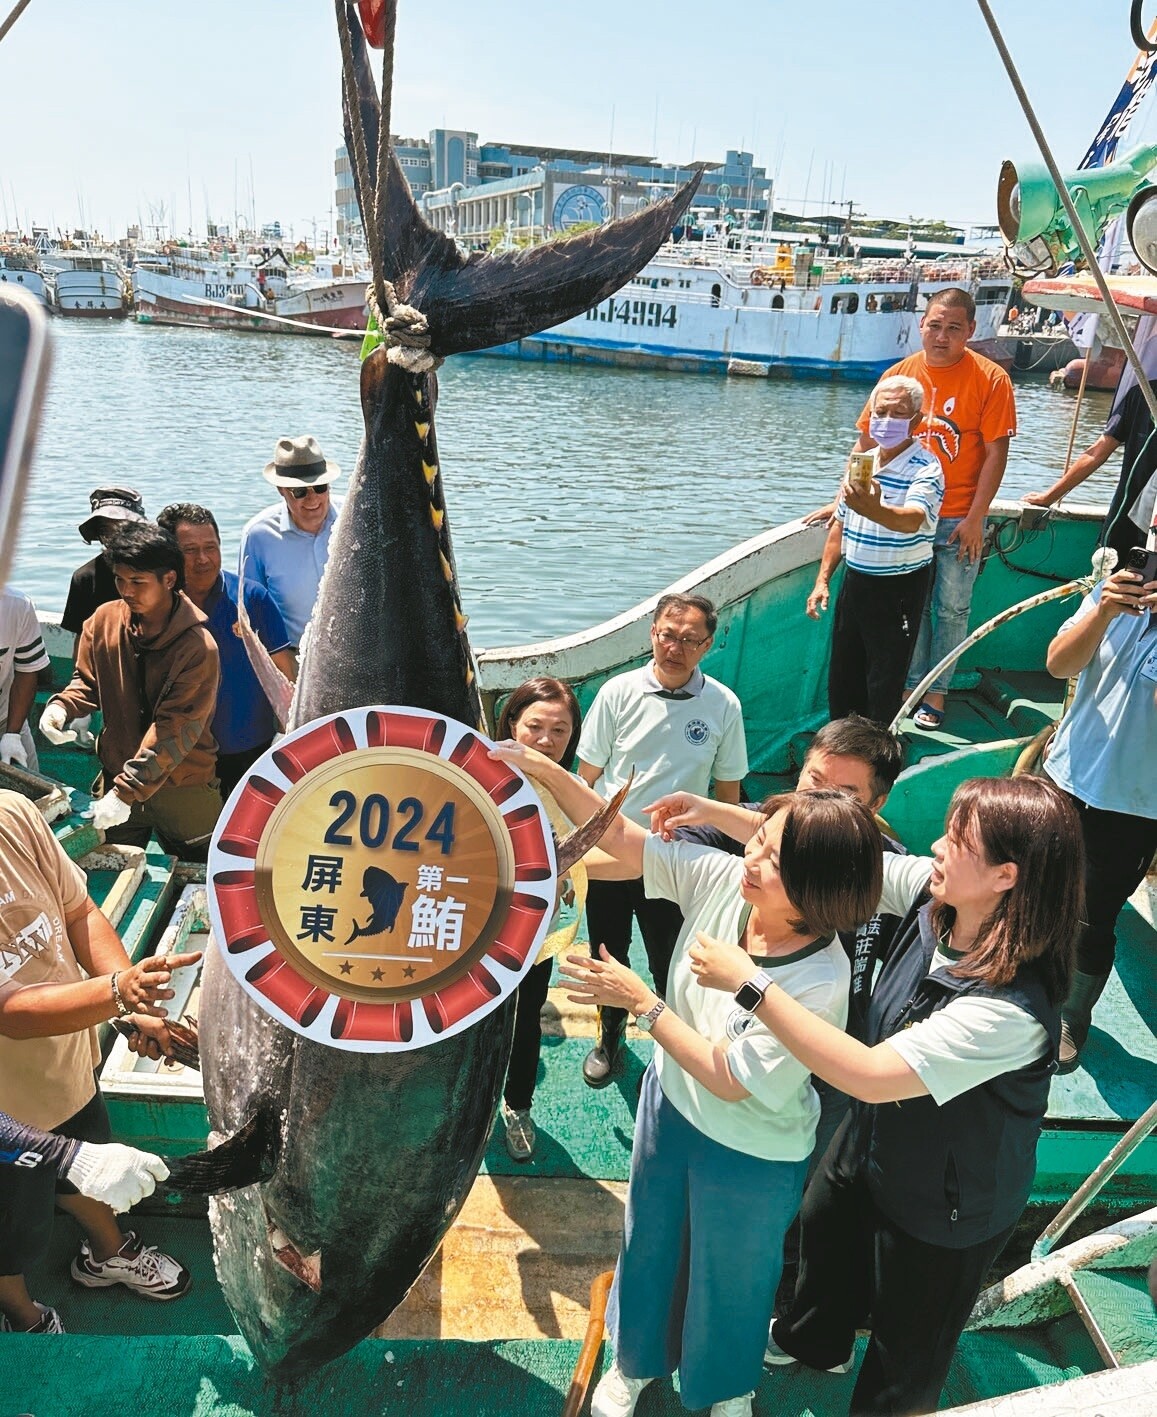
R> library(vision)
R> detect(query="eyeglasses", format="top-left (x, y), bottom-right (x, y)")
top-left (653, 629), bottom-right (710, 650)
top-left (288, 483), bottom-right (331, 501)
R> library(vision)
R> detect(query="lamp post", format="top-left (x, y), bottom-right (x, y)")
top-left (449, 182), bottom-right (467, 237)
top-left (517, 190), bottom-right (535, 241)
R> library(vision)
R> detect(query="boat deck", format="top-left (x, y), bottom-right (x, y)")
top-left (0, 1300), bottom-right (1119, 1417)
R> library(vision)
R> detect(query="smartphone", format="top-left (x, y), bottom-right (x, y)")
top-left (847, 450), bottom-right (876, 493)
top-left (0, 287), bottom-right (52, 590)
top-left (1124, 545), bottom-right (1157, 583)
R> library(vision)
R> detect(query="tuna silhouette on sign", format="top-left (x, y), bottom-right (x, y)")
top-left (200, 0), bottom-right (698, 1379)
top-left (344, 866), bottom-right (408, 944)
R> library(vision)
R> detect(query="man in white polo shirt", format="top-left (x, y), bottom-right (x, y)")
top-left (576, 593), bottom-right (748, 1085)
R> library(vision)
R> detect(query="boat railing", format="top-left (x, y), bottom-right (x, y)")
top-left (1031, 1098), bottom-right (1157, 1261)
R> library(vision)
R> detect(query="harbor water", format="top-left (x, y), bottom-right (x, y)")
top-left (12, 321), bottom-right (1117, 647)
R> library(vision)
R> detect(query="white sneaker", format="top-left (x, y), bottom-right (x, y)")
top-left (71, 1228), bottom-right (191, 1300)
top-left (590, 1360), bottom-right (652, 1417)
top-left (764, 1326), bottom-right (852, 1375)
top-left (0, 1302), bottom-right (64, 1333)
top-left (711, 1393), bottom-right (754, 1417)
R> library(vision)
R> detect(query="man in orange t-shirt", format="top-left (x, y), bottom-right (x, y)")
top-left (852, 288), bottom-right (1016, 728)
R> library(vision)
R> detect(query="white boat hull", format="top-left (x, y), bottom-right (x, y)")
top-left (476, 248), bottom-right (1010, 379)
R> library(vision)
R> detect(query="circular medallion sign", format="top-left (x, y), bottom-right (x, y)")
top-left (207, 707), bottom-right (555, 1052)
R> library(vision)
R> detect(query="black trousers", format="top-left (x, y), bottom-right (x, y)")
top-left (504, 958), bottom-right (553, 1110)
top-left (828, 564), bottom-right (931, 725)
top-left (774, 1123), bottom-right (1015, 1417)
top-left (584, 877), bottom-right (683, 1035)
top-left (1061, 790), bottom-right (1157, 976)
top-left (216, 742), bottom-right (274, 804)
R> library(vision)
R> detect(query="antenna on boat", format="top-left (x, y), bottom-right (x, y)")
top-left (975, 0), bottom-right (1157, 439)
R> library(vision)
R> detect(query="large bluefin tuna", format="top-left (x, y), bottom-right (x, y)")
top-left (199, 1), bottom-right (698, 1379)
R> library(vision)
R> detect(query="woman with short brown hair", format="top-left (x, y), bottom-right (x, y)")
top-left (491, 732), bottom-right (882, 1417)
top-left (691, 774), bottom-right (1082, 1417)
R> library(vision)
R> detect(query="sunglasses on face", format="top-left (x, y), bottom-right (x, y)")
top-left (288, 483), bottom-right (331, 501)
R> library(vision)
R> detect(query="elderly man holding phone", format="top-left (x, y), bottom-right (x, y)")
top-left (807, 375), bottom-right (944, 725)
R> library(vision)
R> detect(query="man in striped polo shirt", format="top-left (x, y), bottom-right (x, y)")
top-left (807, 375), bottom-right (944, 724)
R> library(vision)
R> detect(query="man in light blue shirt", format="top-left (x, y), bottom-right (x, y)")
top-left (1044, 559), bottom-right (1157, 1070)
top-left (238, 435), bottom-right (344, 646)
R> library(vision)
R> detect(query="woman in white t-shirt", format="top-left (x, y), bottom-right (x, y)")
top-left (687, 774), bottom-right (1081, 1417)
top-left (489, 739), bottom-right (882, 1417)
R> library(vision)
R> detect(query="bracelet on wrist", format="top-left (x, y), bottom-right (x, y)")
top-left (110, 971), bottom-right (132, 1018)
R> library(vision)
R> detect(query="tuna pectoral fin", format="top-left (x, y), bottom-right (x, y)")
top-left (419, 175), bottom-right (703, 357)
top-left (555, 775), bottom-right (633, 878)
top-left (236, 579), bottom-right (295, 730)
top-left (163, 1109), bottom-right (280, 1194)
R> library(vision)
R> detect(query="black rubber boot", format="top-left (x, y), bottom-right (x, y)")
top-left (1058, 971), bottom-right (1110, 1073)
top-left (582, 1006), bottom-right (625, 1088)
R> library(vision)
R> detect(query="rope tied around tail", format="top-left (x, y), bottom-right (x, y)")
top-left (365, 281), bottom-right (442, 373)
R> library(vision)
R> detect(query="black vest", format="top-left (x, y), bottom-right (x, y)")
top-left (853, 898), bottom-right (1060, 1249)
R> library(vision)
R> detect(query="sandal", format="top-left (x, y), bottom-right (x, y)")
top-left (913, 702), bottom-right (945, 730)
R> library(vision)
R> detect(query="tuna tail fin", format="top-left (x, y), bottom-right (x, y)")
top-left (340, 1), bottom-right (701, 355)
top-left (162, 1108), bottom-right (280, 1194)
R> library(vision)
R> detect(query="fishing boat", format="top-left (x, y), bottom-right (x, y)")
top-left (9, 487), bottom-right (1156, 1413)
top-left (132, 246), bottom-right (368, 336)
top-left (0, 244), bottom-right (49, 309)
top-left (45, 250), bottom-right (130, 317)
top-left (477, 237), bottom-right (1012, 380)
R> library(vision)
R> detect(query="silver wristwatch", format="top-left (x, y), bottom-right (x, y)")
top-left (634, 999), bottom-right (666, 1033)
top-left (734, 968), bottom-right (774, 1013)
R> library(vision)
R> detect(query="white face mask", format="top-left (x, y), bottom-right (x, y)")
top-left (869, 413), bottom-right (913, 449)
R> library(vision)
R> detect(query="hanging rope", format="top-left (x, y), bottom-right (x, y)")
top-left (0, 0), bottom-right (33, 47)
top-left (335, 0), bottom-right (438, 371)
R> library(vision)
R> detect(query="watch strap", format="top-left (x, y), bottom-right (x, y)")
top-left (635, 998), bottom-right (666, 1032)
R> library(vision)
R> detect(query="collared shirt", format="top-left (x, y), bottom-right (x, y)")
top-left (200, 571), bottom-right (292, 755)
top-left (577, 663), bottom-right (748, 825)
top-left (0, 587), bottom-right (50, 768)
top-left (639, 664), bottom-right (706, 700)
top-left (1044, 582), bottom-right (1157, 820)
top-left (237, 497), bottom-right (343, 645)
top-left (836, 441), bottom-right (944, 576)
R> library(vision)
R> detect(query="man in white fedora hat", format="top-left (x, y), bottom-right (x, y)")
top-left (237, 435), bottom-right (343, 645)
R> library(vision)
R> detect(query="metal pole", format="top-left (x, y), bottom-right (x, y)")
top-left (1060, 352), bottom-right (1092, 486)
top-left (975, 0), bottom-right (1157, 433)
top-left (0, 0), bottom-right (33, 46)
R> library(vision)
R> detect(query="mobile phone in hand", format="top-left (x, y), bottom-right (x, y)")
top-left (1124, 545), bottom-right (1157, 585)
top-left (0, 286), bottom-right (52, 588)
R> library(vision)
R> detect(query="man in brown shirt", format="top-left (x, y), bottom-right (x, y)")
top-left (0, 791), bottom-right (197, 1331)
top-left (41, 523), bottom-right (222, 860)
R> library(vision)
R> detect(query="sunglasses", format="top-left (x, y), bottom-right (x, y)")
top-left (288, 483), bottom-right (332, 501)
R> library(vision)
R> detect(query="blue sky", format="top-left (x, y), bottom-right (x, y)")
top-left (0, 2), bottom-right (1145, 242)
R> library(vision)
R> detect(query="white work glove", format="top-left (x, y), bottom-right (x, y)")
top-left (0, 733), bottom-right (27, 767)
top-left (69, 714), bottom-right (95, 748)
top-left (39, 701), bottom-right (73, 745)
top-left (88, 789), bottom-right (132, 831)
top-left (64, 1141), bottom-right (169, 1213)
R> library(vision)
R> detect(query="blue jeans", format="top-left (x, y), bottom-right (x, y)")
top-left (608, 1065), bottom-right (808, 1409)
top-left (905, 516), bottom-right (983, 696)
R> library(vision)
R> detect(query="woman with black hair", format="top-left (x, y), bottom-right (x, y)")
top-left (494, 677), bottom-right (583, 1163)
top-left (491, 732), bottom-right (882, 1417)
top-left (689, 774), bottom-right (1082, 1417)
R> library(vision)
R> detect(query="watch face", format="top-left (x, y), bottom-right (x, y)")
top-left (735, 979), bottom-right (764, 1011)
